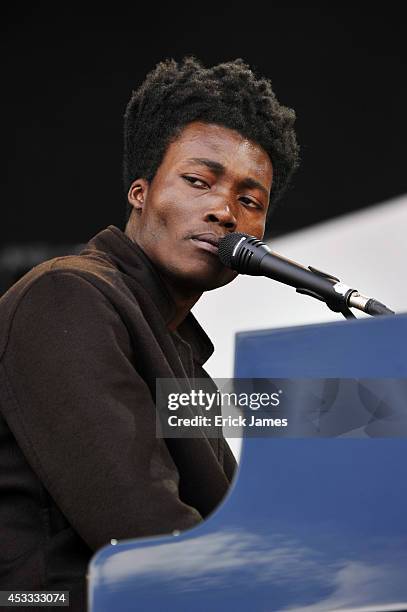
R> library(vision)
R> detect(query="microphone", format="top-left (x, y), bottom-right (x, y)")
top-left (218, 232), bottom-right (395, 318)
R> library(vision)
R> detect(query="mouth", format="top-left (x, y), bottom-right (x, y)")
top-left (190, 233), bottom-right (221, 255)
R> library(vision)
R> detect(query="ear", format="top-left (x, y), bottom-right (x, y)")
top-left (127, 178), bottom-right (149, 213)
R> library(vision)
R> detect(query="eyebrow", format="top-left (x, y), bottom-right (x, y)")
top-left (185, 157), bottom-right (270, 199)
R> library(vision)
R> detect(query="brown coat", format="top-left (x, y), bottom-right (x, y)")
top-left (0, 225), bottom-right (236, 607)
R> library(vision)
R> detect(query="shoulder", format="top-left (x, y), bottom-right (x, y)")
top-left (0, 254), bottom-right (136, 362)
top-left (0, 253), bottom-right (119, 318)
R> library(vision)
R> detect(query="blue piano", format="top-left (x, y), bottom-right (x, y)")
top-left (88, 313), bottom-right (407, 612)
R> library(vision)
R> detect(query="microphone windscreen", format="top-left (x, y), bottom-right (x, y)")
top-left (218, 232), bottom-right (249, 267)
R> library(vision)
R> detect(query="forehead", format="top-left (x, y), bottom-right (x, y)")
top-left (163, 121), bottom-right (273, 183)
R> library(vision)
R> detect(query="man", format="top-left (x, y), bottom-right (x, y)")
top-left (0, 56), bottom-right (299, 609)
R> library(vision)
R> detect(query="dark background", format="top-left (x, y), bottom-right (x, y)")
top-left (2, 5), bottom-right (407, 248)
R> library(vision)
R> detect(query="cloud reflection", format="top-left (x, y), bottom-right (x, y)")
top-left (91, 529), bottom-right (407, 609)
top-left (283, 559), bottom-right (407, 611)
top-left (94, 529), bottom-right (332, 591)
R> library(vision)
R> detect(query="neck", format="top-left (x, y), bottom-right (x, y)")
top-left (124, 219), bottom-right (201, 331)
top-left (164, 282), bottom-right (202, 332)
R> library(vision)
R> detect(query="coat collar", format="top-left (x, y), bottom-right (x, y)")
top-left (82, 225), bottom-right (214, 366)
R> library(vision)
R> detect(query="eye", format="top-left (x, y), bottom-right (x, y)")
top-left (239, 196), bottom-right (262, 210)
top-left (182, 175), bottom-right (210, 189)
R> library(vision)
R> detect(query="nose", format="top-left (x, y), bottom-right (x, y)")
top-left (203, 201), bottom-right (237, 231)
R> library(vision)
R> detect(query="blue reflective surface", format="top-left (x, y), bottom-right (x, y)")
top-left (89, 314), bottom-right (407, 611)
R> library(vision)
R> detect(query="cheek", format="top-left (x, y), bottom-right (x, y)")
top-left (152, 182), bottom-right (189, 223)
top-left (143, 196), bottom-right (176, 235)
top-left (237, 213), bottom-right (267, 239)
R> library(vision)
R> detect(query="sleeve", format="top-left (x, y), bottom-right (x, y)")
top-left (1, 271), bottom-right (202, 551)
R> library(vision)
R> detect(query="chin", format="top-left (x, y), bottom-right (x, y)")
top-left (204, 272), bottom-right (238, 292)
top-left (159, 254), bottom-right (237, 293)
top-left (178, 267), bottom-right (238, 293)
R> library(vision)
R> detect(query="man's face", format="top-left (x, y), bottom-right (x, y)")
top-left (127, 121), bottom-right (273, 293)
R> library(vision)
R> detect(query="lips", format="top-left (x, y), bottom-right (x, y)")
top-left (191, 233), bottom-right (221, 247)
top-left (190, 233), bottom-right (222, 255)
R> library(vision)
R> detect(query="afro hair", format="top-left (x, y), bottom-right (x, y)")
top-left (123, 56), bottom-right (299, 236)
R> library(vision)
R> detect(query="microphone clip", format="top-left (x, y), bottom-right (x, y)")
top-left (299, 266), bottom-right (357, 319)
